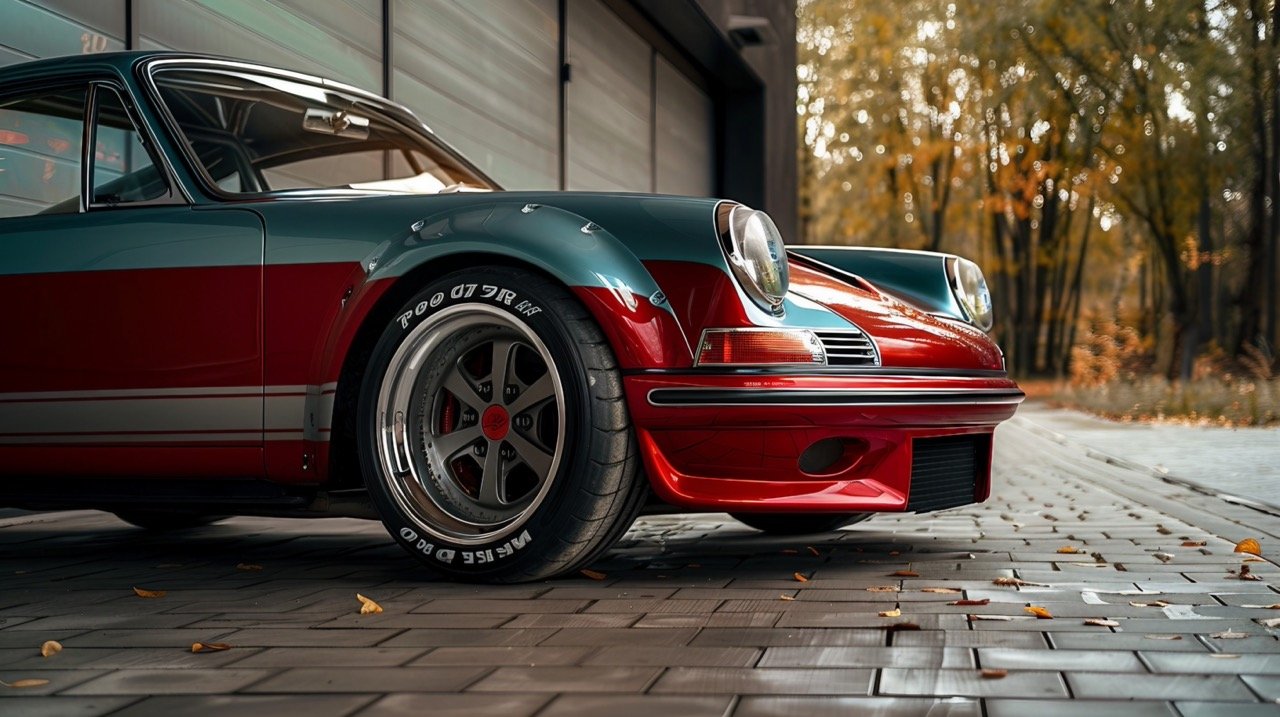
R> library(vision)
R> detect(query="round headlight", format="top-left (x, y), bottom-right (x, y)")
top-left (951, 257), bottom-right (993, 332)
top-left (725, 205), bottom-right (789, 312)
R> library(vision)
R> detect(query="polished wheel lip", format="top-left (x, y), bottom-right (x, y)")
top-left (375, 303), bottom-right (566, 546)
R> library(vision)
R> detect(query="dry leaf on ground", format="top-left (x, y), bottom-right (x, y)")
top-left (1210, 653), bottom-right (1241, 659)
top-left (780, 549), bottom-right (798, 555)
top-left (191, 642), bottom-right (232, 653)
top-left (0, 678), bottom-right (50, 689)
top-left (792, 572), bottom-right (810, 583)
top-left (980, 669), bottom-right (1008, 679)
top-left (1153, 552), bottom-right (1174, 563)
top-left (1210, 629), bottom-right (1249, 639)
top-left (39, 641), bottom-right (61, 658)
top-left (1144, 635), bottom-right (1183, 640)
top-left (1084, 618), bottom-right (1120, 627)
top-left (1257, 617), bottom-right (1280, 628)
top-left (1056, 546), bottom-right (1083, 554)
top-left (236, 563), bottom-right (263, 572)
top-left (993, 577), bottom-right (1047, 587)
top-left (1236, 565), bottom-right (1263, 581)
top-left (879, 608), bottom-right (902, 618)
top-left (968, 614), bottom-right (1016, 621)
top-left (1240, 603), bottom-right (1280, 609)
top-left (950, 599), bottom-right (991, 606)
top-left (921, 587), bottom-right (962, 594)
top-left (807, 546), bottom-right (820, 557)
top-left (1235, 538), bottom-right (1262, 556)
top-left (779, 595), bottom-right (795, 601)
top-left (1181, 540), bottom-right (1208, 547)
top-left (579, 569), bottom-right (607, 581)
top-left (356, 593), bottom-right (383, 615)
top-left (890, 570), bottom-right (919, 577)
top-left (132, 587), bottom-right (167, 599)
top-left (1129, 601), bottom-right (1170, 608)
top-left (866, 586), bottom-right (899, 593)
top-left (1025, 606), bottom-right (1054, 619)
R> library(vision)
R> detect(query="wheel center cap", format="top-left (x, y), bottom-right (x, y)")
top-left (481, 405), bottom-right (509, 441)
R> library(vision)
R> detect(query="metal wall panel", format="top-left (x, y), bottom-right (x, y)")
top-left (0, 0), bottom-right (126, 68)
top-left (655, 55), bottom-right (713, 197)
top-left (135, 0), bottom-right (381, 92)
top-left (391, 0), bottom-right (559, 190)
top-left (565, 0), bottom-right (651, 192)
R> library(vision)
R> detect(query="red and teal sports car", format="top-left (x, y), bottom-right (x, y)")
top-left (0, 52), bottom-right (1022, 581)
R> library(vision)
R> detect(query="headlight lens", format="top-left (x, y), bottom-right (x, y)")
top-left (950, 257), bottom-right (993, 332)
top-left (722, 204), bottom-right (789, 312)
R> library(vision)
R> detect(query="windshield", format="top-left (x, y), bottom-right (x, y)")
top-left (151, 67), bottom-right (496, 195)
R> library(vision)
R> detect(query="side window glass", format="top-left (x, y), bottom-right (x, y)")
top-left (0, 88), bottom-right (86, 218)
top-left (92, 88), bottom-right (168, 205)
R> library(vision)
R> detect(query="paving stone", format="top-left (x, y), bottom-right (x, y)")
top-left (1066, 672), bottom-right (1256, 700)
top-left (538, 694), bottom-right (732, 716)
top-left (315, 614), bottom-right (513, 629)
top-left (408, 599), bottom-right (589, 614)
top-left (734, 696), bottom-right (981, 717)
top-left (891, 631), bottom-right (1048, 648)
top-left (1141, 651), bottom-right (1280, 674)
top-left (985, 699), bottom-right (1177, 717)
top-left (228, 647), bottom-right (425, 668)
top-left (540, 628), bottom-right (697, 646)
top-left (62, 668), bottom-right (274, 695)
top-left (1176, 703), bottom-right (1280, 717)
top-left (977, 648), bottom-right (1144, 672)
top-left (110, 694), bottom-right (374, 717)
top-left (467, 666), bottom-right (660, 692)
top-left (689, 628), bottom-right (885, 648)
top-left (1241, 675), bottom-right (1280, 701)
top-left (245, 667), bottom-right (487, 693)
top-left (0, 697), bottom-right (138, 716)
top-left (501, 614), bottom-right (640, 628)
top-left (878, 668), bottom-right (1067, 698)
top-left (759, 646), bottom-right (972, 669)
top-left (650, 667), bottom-right (874, 695)
top-left (1048, 633), bottom-right (1208, 651)
top-left (633, 613), bottom-right (781, 628)
top-left (213, 628), bottom-right (404, 647)
top-left (409, 646), bottom-right (592, 667)
top-left (355, 693), bottom-right (551, 717)
top-left (583, 645), bottom-right (759, 667)
top-left (379, 628), bottom-right (557, 647)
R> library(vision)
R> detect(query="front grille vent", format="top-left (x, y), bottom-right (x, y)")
top-left (814, 329), bottom-right (879, 366)
top-left (906, 434), bottom-right (990, 513)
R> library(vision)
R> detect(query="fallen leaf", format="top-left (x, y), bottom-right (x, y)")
top-left (1156, 526), bottom-right (1173, 535)
top-left (921, 587), bottom-right (962, 594)
top-left (1084, 618), bottom-right (1120, 627)
top-left (132, 587), bottom-right (167, 599)
top-left (1153, 552), bottom-right (1174, 563)
top-left (0, 678), bottom-right (50, 689)
top-left (190, 642), bottom-right (231, 653)
top-left (1144, 635), bottom-right (1183, 640)
top-left (39, 640), bottom-right (61, 658)
top-left (807, 546), bottom-right (820, 557)
top-left (779, 595), bottom-right (795, 601)
top-left (1210, 629), bottom-right (1249, 639)
top-left (890, 570), bottom-right (919, 577)
top-left (993, 577), bottom-right (1048, 587)
top-left (1057, 546), bottom-right (1083, 554)
top-left (1240, 603), bottom-right (1280, 609)
top-left (780, 549), bottom-right (799, 555)
top-left (1025, 606), bottom-right (1054, 619)
top-left (1235, 538), bottom-right (1262, 556)
top-left (968, 614), bottom-right (1016, 621)
top-left (356, 593), bottom-right (383, 615)
top-left (1181, 540), bottom-right (1207, 547)
top-left (579, 569), bottom-right (607, 581)
top-left (236, 563), bottom-right (263, 572)
top-left (1258, 617), bottom-right (1280, 628)
top-left (1243, 557), bottom-right (1266, 563)
top-left (1237, 565), bottom-right (1263, 581)
top-left (980, 668), bottom-right (1008, 679)
top-left (1129, 601), bottom-right (1170, 608)
top-left (1210, 653), bottom-right (1241, 659)
top-left (950, 599), bottom-right (991, 606)
top-left (793, 572), bottom-right (810, 583)
top-left (866, 586), bottom-right (900, 593)
top-left (879, 608), bottom-right (902, 618)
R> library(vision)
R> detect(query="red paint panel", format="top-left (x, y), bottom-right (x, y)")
top-left (789, 263), bottom-right (1005, 371)
top-left (642, 260), bottom-right (751, 351)
top-left (0, 446), bottom-right (262, 477)
top-left (571, 286), bottom-right (691, 369)
top-left (0, 265), bottom-right (261, 392)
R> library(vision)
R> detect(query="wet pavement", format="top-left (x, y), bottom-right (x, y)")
top-left (1, 415), bottom-right (1279, 715)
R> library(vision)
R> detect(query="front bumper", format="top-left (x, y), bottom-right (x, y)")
top-left (625, 371), bottom-right (1024, 513)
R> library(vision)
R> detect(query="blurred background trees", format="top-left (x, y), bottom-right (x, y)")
top-left (798, 0), bottom-right (1279, 385)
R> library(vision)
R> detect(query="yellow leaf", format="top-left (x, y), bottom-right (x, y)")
top-left (0, 678), bottom-right (50, 689)
top-left (890, 570), bottom-right (918, 577)
top-left (1056, 546), bottom-right (1083, 554)
top-left (133, 587), bottom-right (167, 599)
top-left (879, 608), bottom-right (902, 618)
top-left (793, 572), bottom-right (810, 583)
top-left (1234, 538), bottom-right (1262, 556)
top-left (190, 642), bottom-right (232, 653)
top-left (236, 563), bottom-right (263, 572)
top-left (356, 593), bottom-right (383, 615)
top-left (1025, 606), bottom-right (1053, 619)
top-left (39, 640), bottom-right (61, 658)
top-left (579, 569), bottom-right (607, 581)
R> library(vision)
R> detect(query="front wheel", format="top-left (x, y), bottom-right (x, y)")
top-left (357, 267), bottom-right (645, 582)
top-left (731, 512), bottom-right (871, 535)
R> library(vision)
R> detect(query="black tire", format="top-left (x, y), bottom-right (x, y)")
top-left (731, 512), bottom-right (871, 535)
top-left (113, 511), bottom-right (224, 531)
top-left (357, 267), bottom-right (644, 582)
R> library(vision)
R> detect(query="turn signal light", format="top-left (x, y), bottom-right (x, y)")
top-left (695, 329), bottom-right (826, 367)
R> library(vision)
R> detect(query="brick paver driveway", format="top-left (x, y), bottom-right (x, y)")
top-left (2, 414), bottom-right (1279, 716)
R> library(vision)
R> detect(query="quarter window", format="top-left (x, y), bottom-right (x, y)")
top-left (91, 87), bottom-right (169, 205)
top-left (0, 88), bottom-right (86, 218)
